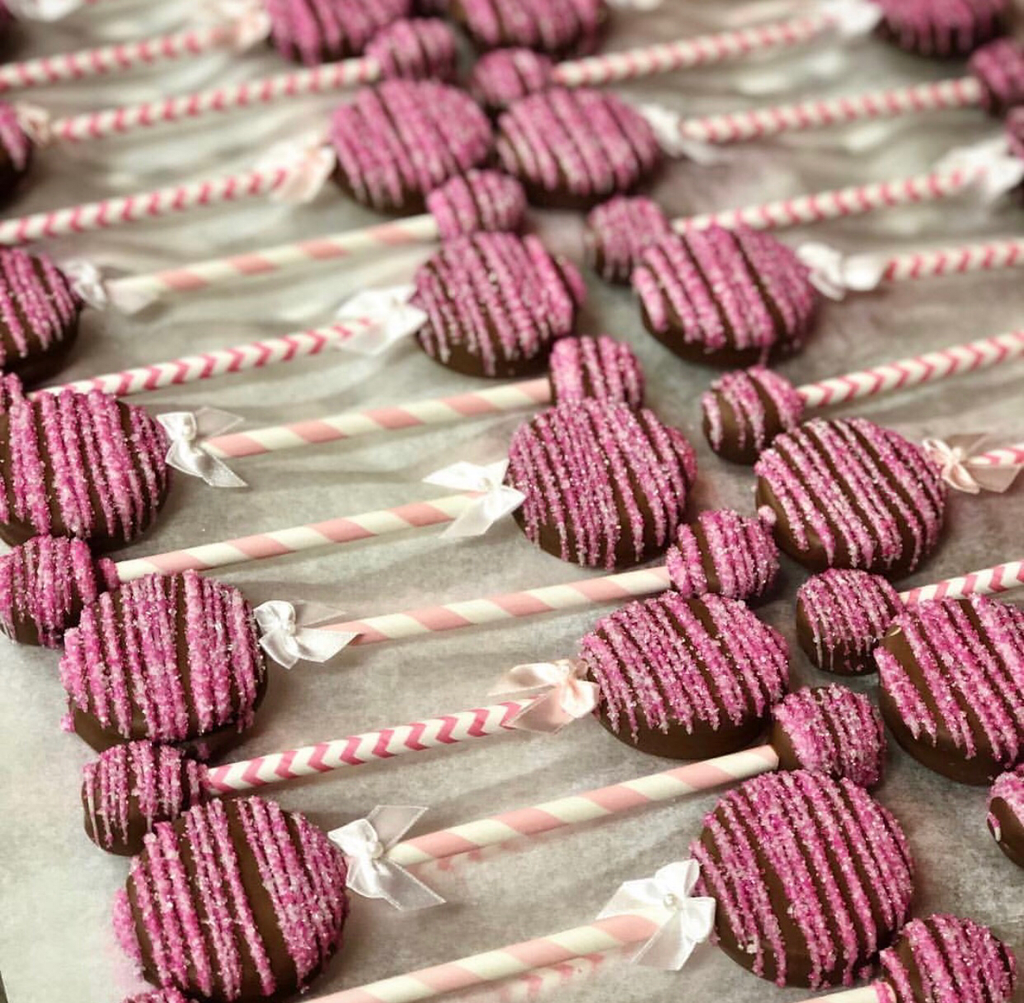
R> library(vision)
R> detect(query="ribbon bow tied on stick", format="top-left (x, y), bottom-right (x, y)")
top-left (490, 659), bottom-right (600, 733)
top-left (157, 408), bottom-right (248, 488)
top-left (637, 104), bottom-right (724, 165)
top-left (254, 600), bottom-right (358, 669)
top-left (334, 286), bottom-right (429, 356)
top-left (922, 434), bottom-right (1024, 495)
top-left (819, 0), bottom-right (883, 37)
top-left (259, 133), bottom-right (337, 205)
top-left (14, 103), bottom-right (52, 150)
top-left (329, 806), bottom-right (445, 911)
top-left (598, 860), bottom-right (716, 971)
top-left (202, 0), bottom-right (273, 51)
top-left (797, 242), bottom-right (887, 301)
top-left (934, 137), bottom-right (1024, 206)
top-left (423, 461), bottom-right (526, 539)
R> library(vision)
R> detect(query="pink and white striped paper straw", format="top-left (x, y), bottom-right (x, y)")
top-left (969, 444), bottom-right (1024, 468)
top-left (899, 559), bottom-right (1024, 605)
top-left (878, 238), bottom-right (1024, 282)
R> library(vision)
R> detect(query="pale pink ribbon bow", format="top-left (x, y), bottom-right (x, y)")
top-left (923, 434), bottom-right (1023, 495)
top-left (491, 659), bottom-right (600, 733)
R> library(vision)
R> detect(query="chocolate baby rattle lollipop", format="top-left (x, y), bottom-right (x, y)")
top-left (989, 765), bottom-right (1024, 869)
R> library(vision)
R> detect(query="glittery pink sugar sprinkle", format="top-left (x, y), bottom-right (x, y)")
top-left (988, 766), bottom-right (1024, 843)
top-left (585, 195), bottom-right (672, 284)
top-left (548, 335), bottom-right (645, 408)
top-left (469, 48), bottom-right (555, 109)
top-left (425, 170), bottom-right (527, 241)
top-left (456, 0), bottom-right (605, 55)
top-left (875, 0), bottom-right (1006, 56)
top-left (702, 366), bottom-right (806, 457)
top-left (266, 0), bottom-right (411, 65)
top-left (970, 38), bottom-right (1024, 114)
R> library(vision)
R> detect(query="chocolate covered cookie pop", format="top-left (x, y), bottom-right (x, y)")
top-left (114, 796), bottom-right (349, 1002)
top-left (876, 595), bottom-right (1023, 785)
top-left (989, 766), bottom-right (1024, 868)
top-left (450, 0), bottom-right (606, 57)
top-left (267, 0), bottom-right (412, 63)
top-left (874, 0), bottom-right (1007, 57)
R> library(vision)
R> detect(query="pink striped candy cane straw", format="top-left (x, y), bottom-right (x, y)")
top-left (899, 559), bottom-right (1024, 605)
top-left (878, 237), bottom-right (1024, 282)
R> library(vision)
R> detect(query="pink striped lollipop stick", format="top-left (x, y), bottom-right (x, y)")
top-left (899, 558), bottom-right (1024, 606)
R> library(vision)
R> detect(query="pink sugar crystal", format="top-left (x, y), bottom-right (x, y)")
top-left (425, 170), bottom-right (527, 241)
top-left (584, 195), bottom-right (672, 284)
top-left (455, 0), bottom-right (605, 56)
top-left (123, 989), bottom-right (198, 1003)
top-left (266, 0), bottom-right (411, 65)
top-left (364, 17), bottom-right (457, 81)
top-left (970, 38), bottom-right (1024, 114)
top-left (875, 0), bottom-right (1007, 56)
top-left (989, 765), bottom-right (1024, 845)
top-left (469, 48), bottom-right (555, 111)
top-left (547, 335), bottom-right (644, 408)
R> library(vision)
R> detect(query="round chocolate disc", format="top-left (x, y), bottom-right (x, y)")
top-left (413, 233), bottom-right (586, 378)
top-left (469, 48), bottom-right (555, 114)
top-left (266, 0), bottom-right (411, 64)
top-left (547, 334), bottom-right (645, 408)
top-left (450, 0), bottom-right (607, 57)
top-left (969, 38), bottom-right (1024, 116)
top-left (0, 389), bottom-right (171, 549)
top-left (114, 796), bottom-right (349, 1002)
top-left (506, 400), bottom-right (697, 569)
top-left (330, 79), bottom-right (493, 213)
top-left (496, 88), bottom-right (661, 210)
top-left (691, 771), bottom-right (915, 989)
top-left (123, 990), bottom-right (199, 1003)
top-left (362, 17), bottom-right (458, 82)
top-left (988, 767), bottom-right (1024, 869)
top-left (60, 571), bottom-right (268, 756)
top-left (424, 170), bottom-right (527, 240)
top-left (584, 195), bottom-right (672, 284)
top-left (582, 591), bottom-right (789, 759)
top-left (874, 0), bottom-right (1007, 57)
top-left (0, 102), bottom-right (32, 206)
top-left (877, 914), bottom-right (1017, 1003)
top-left (633, 226), bottom-right (818, 368)
top-left (876, 595), bottom-right (1024, 785)
top-left (754, 418), bottom-right (946, 576)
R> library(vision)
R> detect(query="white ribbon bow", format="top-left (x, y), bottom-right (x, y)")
top-left (60, 259), bottom-right (108, 310)
top-left (819, 0), bottom-right (883, 37)
top-left (637, 105), bottom-right (725, 165)
top-left (922, 434), bottom-right (1023, 495)
top-left (797, 242), bottom-right (887, 301)
top-left (329, 806), bottom-right (445, 912)
top-left (156, 408), bottom-right (248, 488)
top-left (14, 103), bottom-right (52, 149)
top-left (934, 137), bottom-right (1024, 206)
top-left (334, 286), bottom-right (429, 356)
top-left (259, 134), bottom-right (337, 204)
top-left (201, 0), bottom-right (273, 51)
top-left (490, 659), bottom-right (599, 734)
top-left (255, 600), bottom-right (358, 669)
top-left (5, 0), bottom-right (86, 20)
top-left (597, 861), bottom-right (716, 971)
top-left (423, 460), bottom-right (526, 539)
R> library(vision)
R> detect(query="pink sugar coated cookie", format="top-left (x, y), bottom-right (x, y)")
top-left (874, 0), bottom-right (1007, 57)
top-left (754, 418), bottom-right (946, 576)
top-left (60, 570), bottom-right (266, 752)
top-left (496, 88), bottom-right (661, 209)
top-left (424, 170), bottom-right (527, 241)
top-left (413, 232), bottom-right (586, 378)
top-left (634, 227), bottom-right (817, 368)
top-left (0, 535), bottom-right (119, 648)
top-left (796, 568), bottom-right (902, 675)
top-left (582, 592), bottom-right (789, 757)
top-left (772, 686), bottom-right (885, 790)
top-left (84, 742), bottom-right (206, 855)
top-left (469, 48), bottom-right (555, 112)
top-left (989, 765), bottom-right (1024, 868)
top-left (266, 0), bottom-right (411, 64)
top-left (0, 371), bottom-right (23, 410)
top-left (452, 0), bottom-right (606, 57)
top-left (507, 400), bottom-right (697, 569)
top-left (692, 771), bottom-right (915, 989)
top-left (876, 595), bottom-right (1024, 784)
top-left (331, 79), bottom-right (493, 213)
top-left (123, 990), bottom-right (199, 1003)
top-left (584, 195), bottom-right (672, 284)
top-left (115, 796), bottom-right (349, 1002)
top-left (970, 39), bottom-right (1024, 115)
top-left (0, 389), bottom-right (170, 548)
top-left (879, 914), bottom-right (1017, 1003)
top-left (363, 17), bottom-right (457, 81)
top-left (547, 334), bottom-right (645, 408)
top-left (701, 366), bottom-right (806, 465)
top-left (666, 508), bottom-right (779, 603)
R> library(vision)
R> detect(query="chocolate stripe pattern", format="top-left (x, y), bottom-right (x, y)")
top-left (424, 170), bottom-right (527, 241)
top-left (266, 0), bottom-right (411, 64)
top-left (548, 334), bottom-right (645, 408)
top-left (969, 38), bottom-right (1024, 114)
top-left (453, 0), bottom-right (605, 57)
top-left (874, 0), bottom-right (1007, 57)
top-left (585, 195), bottom-right (672, 284)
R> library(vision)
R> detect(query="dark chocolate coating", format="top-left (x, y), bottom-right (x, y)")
top-left (449, 0), bottom-right (608, 57)
top-left (265, 0), bottom-right (412, 64)
top-left (874, 0), bottom-right (1007, 57)
top-left (989, 793), bottom-right (1024, 870)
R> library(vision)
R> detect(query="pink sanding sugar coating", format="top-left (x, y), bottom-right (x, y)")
top-left (0, 102), bottom-right (30, 175)
top-left (875, 0), bottom-right (1007, 56)
top-left (773, 685), bottom-right (885, 790)
top-left (496, 88), bottom-right (661, 208)
top-left (506, 400), bottom-right (697, 569)
top-left (798, 569), bottom-right (902, 672)
top-left (330, 79), bottom-right (493, 212)
top-left (413, 232), bottom-right (586, 377)
top-left (0, 389), bottom-right (169, 545)
top-left (754, 418), bottom-right (947, 574)
top-left (469, 48), bottom-right (555, 111)
top-left (0, 247), bottom-right (82, 373)
top-left (84, 742), bottom-right (206, 852)
top-left (123, 989), bottom-right (199, 1003)
top-left (585, 195), bottom-right (672, 284)
top-left (969, 39), bottom-right (1024, 115)
top-left (424, 170), bottom-right (527, 241)
top-left (547, 334), bottom-right (645, 408)
top-left (363, 17), bottom-right (457, 81)
top-left (878, 914), bottom-right (1018, 1003)
top-left (60, 570), bottom-right (266, 747)
top-left (116, 796), bottom-right (348, 1001)
top-left (581, 592), bottom-right (789, 743)
top-left (702, 366), bottom-right (806, 459)
top-left (666, 508), bottom-right (780, 602)
top-left (989, 766), bottom-right (1024, 842)
top-left (265, 0), bottom-right (411, 64)
top-left (876, 596), bottom-right (1024, 771)
top-left (0, 535), bottom-right (119, 648)
top-left (692, 771), bottom-right (915, 990)
top-left (454, 0), bottom-right (605, 56)
top-left (634, 227), bottom-right (817, 364)
top-left (0, 371), bottom-right (23, 411)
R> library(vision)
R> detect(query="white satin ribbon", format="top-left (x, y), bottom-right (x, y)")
top-left (934, 137), bottom-right (1024, 206)
top-left (423, 460), bottom-right (526, 539)
top-left (201, 0), bottom-right (273, 51)
top-left (797, 242), bottom-right (887, 301)
top-left (597, 861), bottom-right (716, 971)
top-left (259, 134), bottom-right (336, 204)
top-left (334, 286), bottom-right (428, 356)
top-left (14, 103), bottom-right (52, 148)
top-left (156, 408), bottom-right (248, 488)
top-left (819, 0), bottom-right (882, 37)
top-left (255, 600), bottom-right (357, 668)
top-left (490, 659), bottom-right (599, 734)
top-left (329, 806), bottom-right (445, 912)
top-left (5, 0), bottom-right (86, 20)
top-left (637, 105), bottom-right (724, 165)
top-left (60, 259), bottom-right (108, 310)
top-left (922, 435), bottom-right (1023, 495)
